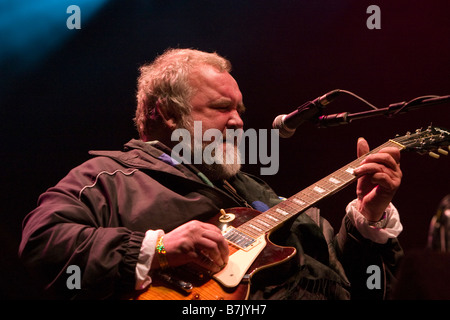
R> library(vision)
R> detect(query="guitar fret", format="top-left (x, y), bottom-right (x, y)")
top-left (284, 200), bottom-right (303, 212)
top-left (328, 176), bottom-right (342, 185)
top-left (248, 223), bottom-right (263, 233)
top-left (335, 170), bottom-right (355, 183)
top-left (267, 208), bottom-right (289, 222)
top-left (257, 216), bottom-right (275, 228)
top-left (239, 225), bottom-right (260, 237)
top-left (318, 183), bottom-right (336, 194)
top-left (320, 182), bottom-right (334, 192)
top-left (275, 207), bottom-right (290, 216)
top-left (298, 191), bottom-right (317, 203)
top-left (313, 185), bottom-right (326, 194)
top-left (277, 200), bottom-right (301, 215)
top-left (303, 189), bottom-right (325, 203)
top-left (265, 213), bottom-right (279, 222)
top-left (314, 177), bottom-right (342, 195)
top-left (292, 197), bottom-right (307, 206)
top-left (344, 167), bottom-right (355, 175)
top-left (258, 216), bottom-right (277, 228)
top-left (253, 218), bottom-right (272, 230)
top-left (322, 177), bottom-right (340, 189)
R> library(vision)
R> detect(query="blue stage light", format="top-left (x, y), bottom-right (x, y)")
top-left (0, 0), bottom-right (109, 75)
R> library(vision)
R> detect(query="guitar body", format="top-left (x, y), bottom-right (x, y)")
top-left (134, 207), bottom-right (297, 300)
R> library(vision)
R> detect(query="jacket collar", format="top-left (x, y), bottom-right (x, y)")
top-left (89, 139), bottom-right (249, 207)
top-left (89, 139), bottom-right (201, 182)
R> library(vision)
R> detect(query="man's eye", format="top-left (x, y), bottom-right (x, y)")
top-left (212, 105), bottom-right (229, 111)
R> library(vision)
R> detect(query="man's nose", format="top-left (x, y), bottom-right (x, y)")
top-left (227, 110), bottom-right (244, 129)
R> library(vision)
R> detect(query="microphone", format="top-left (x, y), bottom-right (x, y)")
top-left (272, 89), bottom-right (341, 138)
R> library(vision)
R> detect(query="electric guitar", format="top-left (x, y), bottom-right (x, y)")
top-left (134, 126), bottom-right (450, 300)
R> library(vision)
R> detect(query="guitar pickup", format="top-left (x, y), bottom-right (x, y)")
top-left (222, 227), bottom-right (258, 251)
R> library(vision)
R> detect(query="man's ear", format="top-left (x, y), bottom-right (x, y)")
top-left (155, 100), bottom-right (177, 130)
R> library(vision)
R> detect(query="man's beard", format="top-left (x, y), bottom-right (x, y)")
top-left (194, 139), bottom-right (242, 181)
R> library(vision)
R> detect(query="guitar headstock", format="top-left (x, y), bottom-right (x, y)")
top-left (392, 126), bottom-right (450, 158)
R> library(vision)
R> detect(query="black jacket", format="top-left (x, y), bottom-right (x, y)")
top-left (19, 139), bottom-right (403, 299)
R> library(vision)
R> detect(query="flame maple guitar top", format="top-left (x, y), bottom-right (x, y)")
top-left (133, 207), bottom-right (297, 300)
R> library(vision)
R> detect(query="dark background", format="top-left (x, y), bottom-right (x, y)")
top-left (1, 0), bottom-right (449, 299)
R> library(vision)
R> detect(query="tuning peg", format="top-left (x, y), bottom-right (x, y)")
top-left (438, 148), bottom-right (449, 156)
top-left (429, 151), bottom-right (440, 159)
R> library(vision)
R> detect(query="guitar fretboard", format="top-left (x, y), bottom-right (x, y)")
top-left (235, 140), bottom-right (405, 239)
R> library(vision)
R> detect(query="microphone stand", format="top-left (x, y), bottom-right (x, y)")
top-left (316, 95), bottom-right (450, 128)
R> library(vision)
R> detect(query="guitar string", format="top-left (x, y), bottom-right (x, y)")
top-left (237, 140), bottom-right (402, 238)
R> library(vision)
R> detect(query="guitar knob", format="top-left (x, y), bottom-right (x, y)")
top-left (429, 151), bottom-right (440, 159)
top-left (219, 209), bottom-right (235, 223)
top-left (438, 148), bottom-right (449, 156)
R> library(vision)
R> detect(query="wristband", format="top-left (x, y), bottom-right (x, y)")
top-left (156, 236), bottom-right (169, 269)
top-left (367, 212), bottom-right (387, 229)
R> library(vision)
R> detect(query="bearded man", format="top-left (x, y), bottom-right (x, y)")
top-left (19, 48), bottom-right (403, 300)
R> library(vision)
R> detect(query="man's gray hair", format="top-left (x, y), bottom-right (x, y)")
top-left (134, 48), bottom-right (231, 140)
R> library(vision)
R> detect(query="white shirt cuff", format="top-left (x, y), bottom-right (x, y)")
top-left (135, 229), bottom-right (164, 291)
top-left (344, 199), bottom-right (403, 244)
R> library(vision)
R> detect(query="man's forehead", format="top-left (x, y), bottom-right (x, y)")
top-left (189, 64), bottom-right (235, 86)
top-left (188, 65), bottom-right (242, 101)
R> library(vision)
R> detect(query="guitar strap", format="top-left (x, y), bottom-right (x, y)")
top-left (221, 180), bottom-right (252, 209)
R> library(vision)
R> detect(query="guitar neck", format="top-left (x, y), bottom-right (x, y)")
top-left (236, 139), bottom-right (405, 237)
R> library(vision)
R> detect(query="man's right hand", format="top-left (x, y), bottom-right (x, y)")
top-left (157, 220), bottom-right (229, 273)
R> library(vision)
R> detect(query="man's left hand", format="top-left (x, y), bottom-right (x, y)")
top-left (353, 137), bottom-right (402, 222)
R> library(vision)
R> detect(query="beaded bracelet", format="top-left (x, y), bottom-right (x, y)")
top-left (156, 236), bottom-right (169, 269)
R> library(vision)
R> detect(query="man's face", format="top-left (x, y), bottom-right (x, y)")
top-left (186, 65), bottom-right (245, 180)
top-left (188, 65), bottom-right (245, 135)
